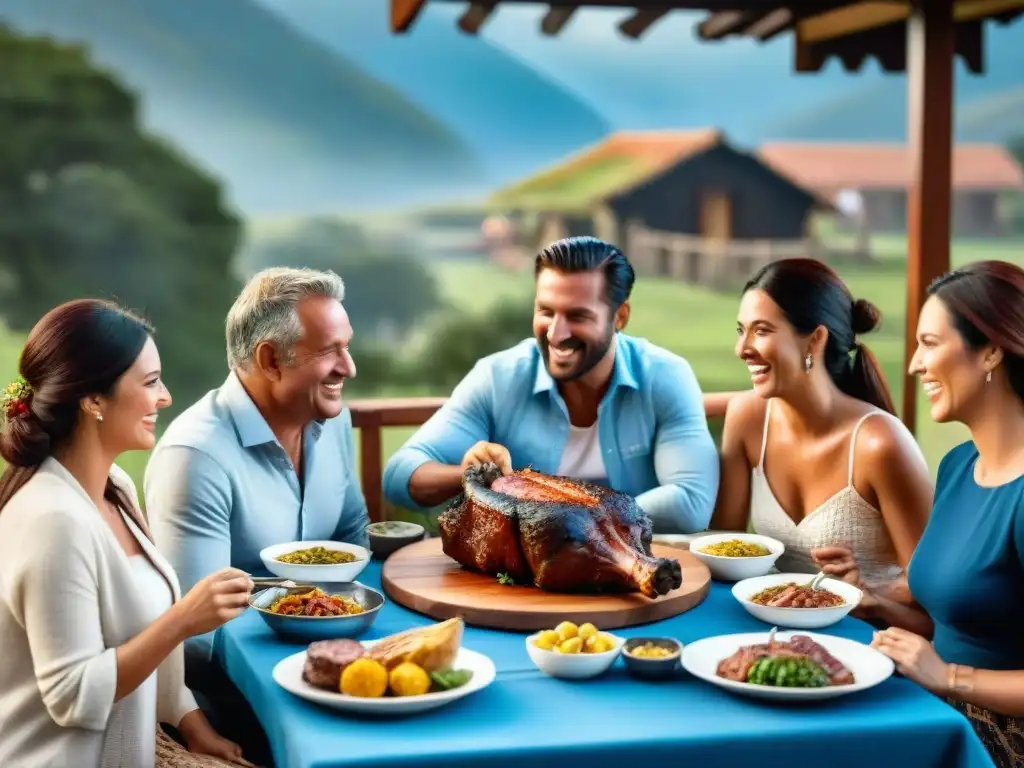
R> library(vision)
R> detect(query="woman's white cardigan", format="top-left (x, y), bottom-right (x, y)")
top-left (0, 458), bottom-right (197, 768)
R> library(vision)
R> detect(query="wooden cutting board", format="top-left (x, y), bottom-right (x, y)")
top-left (380, 538), bottom-right (711, 632)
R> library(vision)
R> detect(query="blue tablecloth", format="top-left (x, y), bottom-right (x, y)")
top-left (217, 560), bottom-right (994, 768)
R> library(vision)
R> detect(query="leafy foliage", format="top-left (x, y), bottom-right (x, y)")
top-left (242, 217), bottom-right (444, 342)
top-left (0, 27), bottom-right (240, 409)
top-left (410, 298), bottom-right (534, 390)
top-left (1008, 135), bottom-right (1024, 235)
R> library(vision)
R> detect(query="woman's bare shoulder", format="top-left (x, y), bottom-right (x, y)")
top-left (723, 391), bottom-right (769, 433)
top-left (854, 410), bottom-right (928, 475)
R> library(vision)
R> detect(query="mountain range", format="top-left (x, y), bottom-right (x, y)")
top-left (0, 0), bottom-right (486, 213)
top-left (1, 0), bottom-right (1020, 215)
top-left (255, 0), bottom-right (611, 180)
top-left (471, 6), bottom-right (1024, 144)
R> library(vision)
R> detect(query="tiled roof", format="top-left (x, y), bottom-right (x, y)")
top-left (758, 142), bottom-right (1024, 191)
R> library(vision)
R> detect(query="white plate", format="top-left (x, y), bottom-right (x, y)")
top-left (260, 540), bottom-right (370, 583)
top-left (732, 574), bottom-right (862, 629)
top-left (688, 533), bottom-right (785, 581)
top-left (272, 641), bottom-right (496, 716)
top-left (681, 630), bottom-right (894, 701)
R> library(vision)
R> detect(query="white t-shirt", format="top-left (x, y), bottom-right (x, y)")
top-left (556, 423), bottom-right (608, 485)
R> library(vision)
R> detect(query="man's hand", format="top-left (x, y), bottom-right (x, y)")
top-left (460, 441), bottom-right (512, 475)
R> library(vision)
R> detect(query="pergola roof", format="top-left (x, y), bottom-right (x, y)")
top-left (699, 0), bottom-right (1024, 72)
top-left (391, 0), bottom-right (1024, 72)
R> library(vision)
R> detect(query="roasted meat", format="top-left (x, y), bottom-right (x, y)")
top-left (438, 464), bottom-right (682, 598)
top-left (716, 634), bottom-right (855, 686)
top-left (303, 638), bottom-right (365, 690)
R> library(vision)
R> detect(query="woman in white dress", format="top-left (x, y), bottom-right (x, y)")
top-left (0, 299), bottom-right (255, 767)
top-left (711, 258), bottom-right (933, 617)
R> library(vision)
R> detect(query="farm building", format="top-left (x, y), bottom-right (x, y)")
top-left (758, 142), bottom-right (1024, 237)
top-left (486, 129), bottom-right (839, 290)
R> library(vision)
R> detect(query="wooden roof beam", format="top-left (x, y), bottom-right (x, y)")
top-left (391, 0), bottom-right (429, 33)
top-left (459, 1), bottom-right (498, 34)
top-left (619, 6), bottom-right (672, 38)
top-left (798, 0), bottom-right (1024, 44)
top-left (696, 2), bottom-right (859, 41)
top-left (746, 8), bottom-right (796, 39)
top-left (541, 5), bottom-right (578, 35)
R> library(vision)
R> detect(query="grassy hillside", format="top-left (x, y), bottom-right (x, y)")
top-left (0, 0), bottom-right (484, 214)
top-left (958, 86), bottom-right (1024, 142)
top-left (255, 0), bottom-right (611, 184)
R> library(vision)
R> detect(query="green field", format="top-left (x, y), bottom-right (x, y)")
top-left (3, 235), bottom-right (1023, 508)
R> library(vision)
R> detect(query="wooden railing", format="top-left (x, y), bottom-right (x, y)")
top-left (349, 395), bottom-right (728, 522)
top-left (349, 397), bottom-right (447, 522)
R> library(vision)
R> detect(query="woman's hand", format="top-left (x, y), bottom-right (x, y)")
top-left (173, 568), bottom-right (253, 638)
top-left (177, 710), bottom-right (254, 766)
top-left (871, 627), bottom-right (950, 694)
top-left (810, 545), bottom-right (878, 615)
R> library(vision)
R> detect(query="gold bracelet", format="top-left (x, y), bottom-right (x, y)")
top-left (948, 663), bottom-right (976, 694)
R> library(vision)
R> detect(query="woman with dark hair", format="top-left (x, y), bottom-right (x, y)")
top-left (712, 258), bottom-right (933, 593)
top-left (817, 261), bottom-right (1024, 765)
top-left (0, 300), bottom-right (255, 767)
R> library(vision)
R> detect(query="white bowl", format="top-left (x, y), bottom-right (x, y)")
top-left (652, 530), bottom-right (734, 550)
top-left (272, 642), bottom-right (496, 716)
top-left (525, 632), bottom-right (625, 680)
top-left (681, 630), bottom-right (894, 701)
top-left (260, 540), bottom-right (370, 583)
top-left (688, 533), bottom-right (784, 581)
top-left (732, 573), bottom-right (862, 629)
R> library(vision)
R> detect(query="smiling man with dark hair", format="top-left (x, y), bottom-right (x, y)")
top-left (383, 236), bottom-right (720, 534)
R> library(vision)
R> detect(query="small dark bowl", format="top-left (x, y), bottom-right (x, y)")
top-left (622, 637), bottom-right (683, 680)
top-left (367, 521), bottom-right (426, 559)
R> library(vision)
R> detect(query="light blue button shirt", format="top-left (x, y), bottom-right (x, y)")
top-left (383, 334), bottom-right (719, 533)
top-left (146, 372), bottom-right (369, 659)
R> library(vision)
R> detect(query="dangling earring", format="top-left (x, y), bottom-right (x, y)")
top-left (95, 412), bottom-right (103, 422)
top-left (804, 354), bottom-right (813, 373)
top-left (985, 371), bottom-right (992, 384)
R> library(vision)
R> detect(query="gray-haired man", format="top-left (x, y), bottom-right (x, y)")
top-left (146, 267), bottom-right (370, 762)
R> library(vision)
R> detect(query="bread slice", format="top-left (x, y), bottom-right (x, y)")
top-left (366, 617), bottom-right (464, 672)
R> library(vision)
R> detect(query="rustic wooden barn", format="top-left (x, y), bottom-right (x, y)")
top-left (488, 129), bottom-right (836, 289)
top-left (759, 142), bottom-right (1024, 237)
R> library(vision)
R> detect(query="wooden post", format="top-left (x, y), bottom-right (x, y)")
top-left (348, 397), bottom-right (447, 522)
top-left (359, 423), bottom-right (384, 523)
top-left (903, 0), bottom-right (954, 435)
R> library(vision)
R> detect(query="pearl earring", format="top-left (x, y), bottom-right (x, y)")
top-left (95, 412), bottom-right (103, 422)
top-left (804, 354), bottom-right (813, 372)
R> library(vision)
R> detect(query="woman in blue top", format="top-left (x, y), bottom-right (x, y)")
top-left (816, 261), bottom-right (1024, 766)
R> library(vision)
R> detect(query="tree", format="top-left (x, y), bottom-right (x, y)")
top-left (410, 298), bottom-right (534, 390)
top-left (1008, 135), bottom-right (1024, 235)
top-left (0, 27), bottom-right (241, 409)
top-left (242, 217), bottom-right (443, 341)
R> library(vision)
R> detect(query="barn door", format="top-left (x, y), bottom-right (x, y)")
top-left (700, 193), bottom-right (732, 241)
